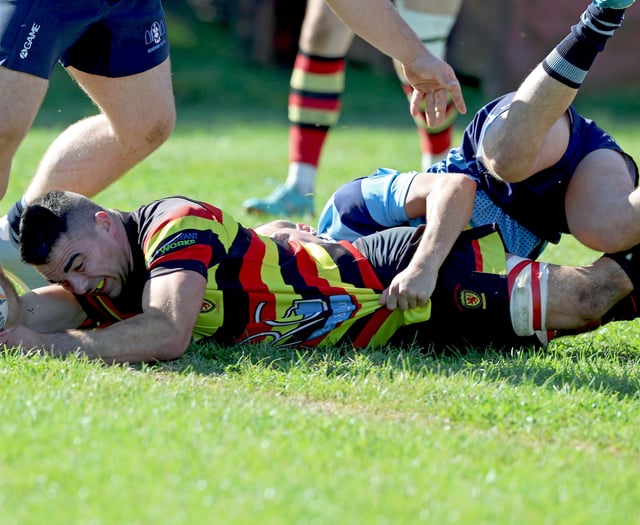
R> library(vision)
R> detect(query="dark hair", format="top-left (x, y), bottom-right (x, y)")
top-left (19, 191), bottom-right (103, 265)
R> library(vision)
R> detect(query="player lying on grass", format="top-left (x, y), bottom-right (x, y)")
top-left (316, 0), bottom-right (639, 311)
top-left (0, 190), bottom-right (639, 364)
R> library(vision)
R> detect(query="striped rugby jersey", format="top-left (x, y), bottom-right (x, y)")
top-left (76, 196), bottom-right (421, 348)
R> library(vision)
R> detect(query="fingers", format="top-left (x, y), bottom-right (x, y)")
top-left (382, 286), bottom-right (422, 311)
top-left (425, 91), bottom-right (439, 128)
top-left (296, 223), bottom-right (317, 235)
top-left (382, 280), bottom-right (433, 312)
top-left (410, 80), bottom-right (467, 128)
top-left (409, 92), bottom-right (422, 123)
top-left (448, 79), bottom-right (467, 115)
top-left (380, 287), bottom-right (403, 311)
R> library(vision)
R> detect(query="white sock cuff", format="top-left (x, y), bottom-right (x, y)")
top-left (394, 1), bottom-right (458, 59)
top-left (506, 255), bottom-right (550, 336)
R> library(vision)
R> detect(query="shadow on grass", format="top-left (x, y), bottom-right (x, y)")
top-left (150, 329), bottom-right (640, 400)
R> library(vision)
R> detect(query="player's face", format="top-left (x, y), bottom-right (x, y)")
top-left (37, 226), bottom-right (130, 298)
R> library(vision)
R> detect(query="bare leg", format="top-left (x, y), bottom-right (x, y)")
top-left (545, 257), bottom-right (632, 330)
top-left (565, 149), bottom-right (640, 253)
top-left (481, 67), bottom-right (576, 183)
top-left (507, 251), bottom-right (636, 345)
top-left (298, 0), bottom-right (354, 56)
top-left (0, 59), bottom-right (174, 289)
top-left (0, 68), bottom-right (49, 289)
top-left (0, 67), bottom-right (48, 198)
top-left (24, 59), bottom-right (175, 200)
top-left (243, 0), bottom-right (353, 217)
top-left (481, 3), bottom-right (630, 183)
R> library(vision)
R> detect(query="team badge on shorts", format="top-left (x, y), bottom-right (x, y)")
top-left (458, 289), bottom-right (486, 310)
top-left (145, 21), bottom-right (167, 51)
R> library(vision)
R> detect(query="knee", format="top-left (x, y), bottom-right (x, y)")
top-left (0, 123), bottom-right (28, 194)
top-left (481, 131), bottom-right (532, 183)
top-left (301, 9), bottom-right (351, 52)
top-left (0, 119), bottom-right (30, 150)
top-left (143, 109), bottom-right (175, 150)
top-left (126, 104), bottom-right (175, 152)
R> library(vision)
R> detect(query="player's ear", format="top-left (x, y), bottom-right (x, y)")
top-left (94, 211), bottom-right (113, 233)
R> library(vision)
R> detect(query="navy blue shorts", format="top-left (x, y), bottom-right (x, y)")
top-left (354, 224), bottom-right (532, 349)
top-left (0, 0), bottom-right (169, 79)
top-left (353, 226), bottom-right (422, 287)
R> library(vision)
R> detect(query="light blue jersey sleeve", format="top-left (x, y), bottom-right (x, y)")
top-left (317, 167), bottom-right (421, 242)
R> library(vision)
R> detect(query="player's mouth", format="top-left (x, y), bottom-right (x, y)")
top-left (93, 278), bottom-right (106, 295)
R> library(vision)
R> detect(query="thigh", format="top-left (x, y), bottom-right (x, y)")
top-left (67, 58), bottom-right (175, 132)
top-left (0, 66), bottom-right (47, 136)
top-left (299, 0), bottom-right (354, 55)
top-left (565, 149), bottom-right (638, 251)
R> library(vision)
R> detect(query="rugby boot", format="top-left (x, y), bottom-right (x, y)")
top-left (593, 0), bottom-right (635, 8)
top-left (243, 183), bottom-right (314, 217)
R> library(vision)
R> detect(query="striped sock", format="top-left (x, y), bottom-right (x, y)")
top-left (288, 52), bottom-right (345, 167)
top-left (542, 4), bottom-right (627, 88)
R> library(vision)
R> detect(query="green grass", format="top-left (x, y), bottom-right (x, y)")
top-left (2, 9), bottom-right (640, 525)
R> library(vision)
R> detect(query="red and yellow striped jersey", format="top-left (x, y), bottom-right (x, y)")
top-left (77, 196), bottom-right (417, 348)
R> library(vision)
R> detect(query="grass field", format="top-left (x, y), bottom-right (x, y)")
top-left (2, 10), bottom-right (640, 525)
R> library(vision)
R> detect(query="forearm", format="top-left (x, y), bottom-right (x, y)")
top-left (382, 175), bottom-right (476, 310)
top-left (325, 0), bottom-right (426, 64)
top-left (410, 176), bottom-right (476, 273)
top-left (23, 309), bottom-right (189, 364)
top-left (39, 272), bottom-right (204, 363)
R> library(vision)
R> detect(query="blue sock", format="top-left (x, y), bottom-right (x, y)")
top-left (542, 5), bottom-right (626, 88)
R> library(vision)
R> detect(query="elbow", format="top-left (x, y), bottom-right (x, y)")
top-left (131, 328), bottom-right (191, 364)
top-left (459, 174), bottom-right (477, 194)
top-left (155, 331), bottom-right (191, 362)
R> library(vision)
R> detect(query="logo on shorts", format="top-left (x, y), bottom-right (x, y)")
top-left (145, 21), bottom-right (167, 53)
top-left (458, 289), bottom-right (486, 309)
top-left (19, 23), bottom-right (41, 59)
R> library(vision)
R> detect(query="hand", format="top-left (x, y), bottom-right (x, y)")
top-left (272, 226), bottom-right (320, 244)
top-left (295, 223), bottom-right (317, 236)
top-left (0, 324), bottom-right (46, 353)
top-left (380, 265), bottom-right (437, 311)
top-left (402, 52), bottom-right (467, 128)
top-left (0, 266), bottom-right (22, 327)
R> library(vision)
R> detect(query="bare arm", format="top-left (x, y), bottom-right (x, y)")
top-left (381, 173), bottom-right (476, 310)
top-left (0, 269), bottom-right (87, 331)
top-left (0, 270), bottom-right (206, 364)
top-left (325, 0), bottom-right (466, 126)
